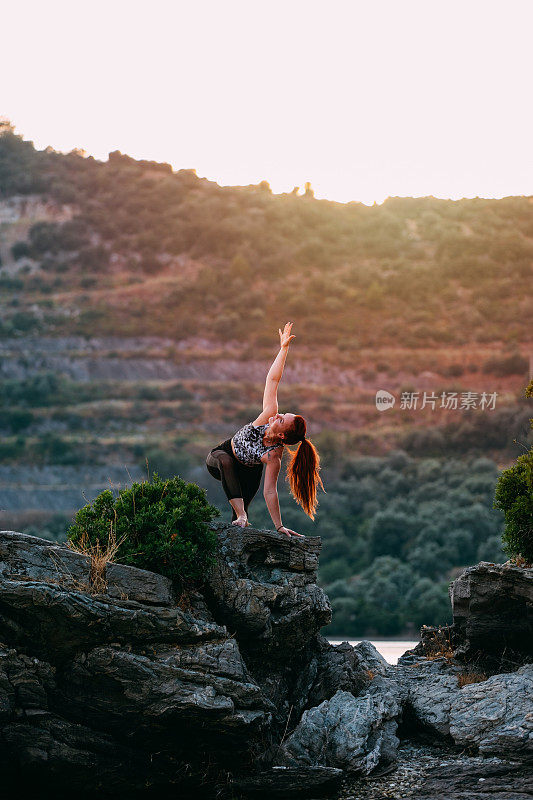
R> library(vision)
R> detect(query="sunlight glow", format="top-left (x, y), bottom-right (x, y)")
top-left (3, 0), bottom-right (533, 205)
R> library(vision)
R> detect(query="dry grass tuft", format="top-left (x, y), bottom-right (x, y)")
top-left (509, 554), bottom-right (532, 568)
top-left (176, 587), bottom-right (194, 611)
top-left (457, 672), bottom-right (488, 688)
top-left (425, 628), bottom-right (455, 661)
top-left (67, 523), bottom-right (126, 593)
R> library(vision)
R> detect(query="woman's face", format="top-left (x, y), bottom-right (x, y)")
top-left (268, 412), bottom-right (296, 439)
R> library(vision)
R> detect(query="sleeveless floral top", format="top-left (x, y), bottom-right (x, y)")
top-left (232, 423), bottom-right (283, 466)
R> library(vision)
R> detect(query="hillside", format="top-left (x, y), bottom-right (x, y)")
top-left (0, 121), bottom-right (532, 636)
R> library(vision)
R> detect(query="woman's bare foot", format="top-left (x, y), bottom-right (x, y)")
top-left (232, 514), bottom-right (248, 528)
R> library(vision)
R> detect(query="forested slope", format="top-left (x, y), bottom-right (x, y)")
top-left (0, 121), bottom-right (531, 635)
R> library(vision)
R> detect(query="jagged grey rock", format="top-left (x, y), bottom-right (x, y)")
top-left (277, 677), bottom-right (403, 775)
top-left (397, 656), bottom-right (462, 738)
top-left (57, 640), bottom-right (273, 739)
top-left (294, 637), bottom-right (390, 717)
top-left (450, 561), bottom-right (533, 660)
top-left (0, 644), bottom-right (55, 720)
top-left (353, 640), bottom-right (391, 677)
top-left (2, 524), bottom-right (532, 795)
top-left (205, 522), bottom-right (331, 655)
top-left (0, 577), bottom-right (226, 663)
top-left (449, 664), bottom-right (533, 759)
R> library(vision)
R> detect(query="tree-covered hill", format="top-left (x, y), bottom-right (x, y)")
top-left (0, 121), bottom-right (531, 637)
top-left (1, 120), bottom-right (532, 350)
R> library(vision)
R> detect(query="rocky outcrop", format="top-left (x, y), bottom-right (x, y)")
top-left (397, 655), bottom-right (462, 739)
top-left (450, 561), bottom-right (533, 662)
top-left (233, 766), bottom-right (343, 798)
top-left (0, 526), bottom-right (338, 795)
top-left (278, 676), bottom-right (403, 775)
top-left (414, 760), bottom-right (533, 800)
top-left (1, 526), bottom-right (532, 797)
top-left (449, 664), bottom-right (533, 759)
top-left (204, 523), bottom-right (331, 655)
top-left (397, 654), bottom-right (533, 760)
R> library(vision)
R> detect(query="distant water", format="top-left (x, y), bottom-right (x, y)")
top-left (328, 639), bottom-right (419, 665)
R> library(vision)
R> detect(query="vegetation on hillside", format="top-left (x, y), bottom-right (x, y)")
top-left (1, 121), bottom-right (531, 635)
top-left (493, 380), bottom-right (533, 564)
top-left (1, 121), bottom-right (532, 350)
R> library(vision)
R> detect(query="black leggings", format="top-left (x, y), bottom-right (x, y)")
top-left (206, 442), bottom-right (263, 521)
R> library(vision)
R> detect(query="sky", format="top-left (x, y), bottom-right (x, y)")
top-left (3, 0), bottom-right (533, 204)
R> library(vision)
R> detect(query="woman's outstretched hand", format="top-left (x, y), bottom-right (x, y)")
top-left (279, 322), bottom-right (296, 349)
top-left (277, 526), bottom-right (305, 538)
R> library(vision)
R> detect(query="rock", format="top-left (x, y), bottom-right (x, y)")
top-left (0, 713), bottom-right (149, 793)
top-left (233, 765), bottom-right (343, 797)
top-left (449, 664), bottom-right (533, 760)
top-left (415, 761), bottom-right (533, 799)
top-left (0, 525), bottom-right (333, 793)
top-left (397, 654), bottom-right (533, 761)
top-left (277, 678), bottom-right (402, 775)
top-left (397, 656), bottom-right (462, 739)
top-left (56, 639), bottom-right (273, 742)
top-left (205, 524), bottom-right (331, 657)
top-left (0, 644), bottom-right (55, 720)
top-left (4, 521), bottom-right (530, 794)
top-left (294, 637), bottom-right (390, 717)
top-left (0, 529), bottom-right (175, 606)
top-left (0, 577), bottom-right (226, 663)
top-left (353, 640), bottom-right (391, 677)
top-left (450, 562), bottom-right (533, 662)
top-left (0, 530), bottom-right (90, 589)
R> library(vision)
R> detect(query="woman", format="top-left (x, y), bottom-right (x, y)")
top-left (205, 322), bottom-right (324, 537)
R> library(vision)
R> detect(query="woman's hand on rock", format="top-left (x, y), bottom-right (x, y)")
top-left (279, 322), bottom-right (296, 349)
top-left (278, 526), bottom-right (305, 538)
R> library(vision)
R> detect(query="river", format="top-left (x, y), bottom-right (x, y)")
top-left (328, 639), bottom-right (419, 665)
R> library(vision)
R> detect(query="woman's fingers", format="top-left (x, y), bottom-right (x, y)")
top-left (279, 323), bottom-right (295, 346)
top-left (280, 526), bottom-right (304, 538)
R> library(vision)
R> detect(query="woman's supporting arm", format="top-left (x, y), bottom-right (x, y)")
top-left (264, 490), bottom-right (282, 530)
top-left (263, 454), bottom-right (283, 528)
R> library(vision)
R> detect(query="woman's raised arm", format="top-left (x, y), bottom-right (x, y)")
top-left (252, 323), bottom-right (295, 426)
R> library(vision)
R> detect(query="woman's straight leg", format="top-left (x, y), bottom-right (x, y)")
top-left (239, 464), bottom-right (263, 519)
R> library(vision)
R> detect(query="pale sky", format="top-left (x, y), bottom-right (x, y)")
top-left (3, 0), bottom-right (533, 204)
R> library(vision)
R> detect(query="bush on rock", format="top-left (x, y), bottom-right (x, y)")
top-left (68, 473), bottom-right (219, 583)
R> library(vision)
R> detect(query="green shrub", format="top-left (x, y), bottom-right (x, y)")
top-left (493, 448), bottom-right (533, 563)
top-left (11, 241), bottom-right (31, 260)
top-left (67, 473), bottom-right (220, 583)
top-left (4, 409), bottom-right (34, 433)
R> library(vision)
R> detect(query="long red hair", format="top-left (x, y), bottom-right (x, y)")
top-left (284, 415), bottom-right (325, 520)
